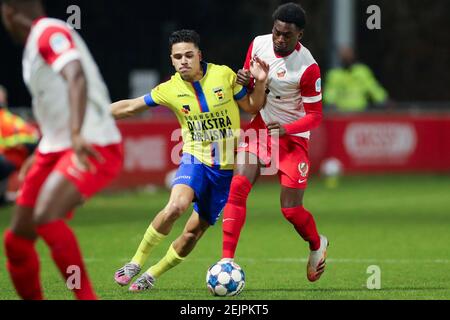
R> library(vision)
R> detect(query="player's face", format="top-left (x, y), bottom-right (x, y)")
top-left (171, 42), bottom-right (202, 80)
top-left (272, 20), bottom-right (303, 56)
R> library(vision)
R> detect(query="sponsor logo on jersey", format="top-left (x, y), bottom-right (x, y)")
top-left (49, 33), bottom-right (71, 54)
top-left (177, 94), bottom-right (190, 98)
top-left (213, 87), bottom-right (225, 101)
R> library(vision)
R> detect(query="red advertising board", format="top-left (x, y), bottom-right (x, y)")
top-left (108, 113), bottom-right (450, 189)
top-left (319, 114), bottom-right (450, 173)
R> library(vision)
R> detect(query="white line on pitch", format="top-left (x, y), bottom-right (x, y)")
top-left (79, 257), bottom-right (450, 264)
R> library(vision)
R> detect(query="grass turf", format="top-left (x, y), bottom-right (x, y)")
top-left (0, 174), bottom-right (449, 300)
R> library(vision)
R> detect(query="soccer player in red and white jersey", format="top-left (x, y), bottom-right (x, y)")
top-left (1, 0), bottom-right (123, 299)
top-left (221, 3), bottom-right (329, 282)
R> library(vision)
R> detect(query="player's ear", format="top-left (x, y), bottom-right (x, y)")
top-left (298, 30), bottom-right (304, 41)
top-left (198, 50), bottom-right (203, 62)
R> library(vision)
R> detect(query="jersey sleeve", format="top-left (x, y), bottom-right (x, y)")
top-left (283, 64), bottom-right (323, 135)
top-left (144, 82), bottom-right (171, 108)
top-left (221, 66), bottom-right (247, 101)
top-left (37, 25), bottom-right (81, 73)
top-left (299, 63), bottom-right (322, 104)
top-left (229, 68), bottom-right (247, 101)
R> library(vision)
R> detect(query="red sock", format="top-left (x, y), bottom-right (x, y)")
top-left (4, 230), bottom-right (43, 300)
top-left (36, 220), bottom-right (97, 300)
top-left (282, 206), bottom-right (321, 251)
top-left (222, 175), bottom-right (252, 259)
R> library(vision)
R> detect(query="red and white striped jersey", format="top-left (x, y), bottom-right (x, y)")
top-left (22, 17), bottom-right (121, 153)
top-left (244, 34), bottom-right (322, 139)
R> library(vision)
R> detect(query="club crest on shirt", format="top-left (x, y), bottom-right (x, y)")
top-left (277, 68), bottom-right (287, 79)
top-left (181, 105), bottom-right (191, 115)
top-left (213, 87), bottom-right (225, 101)
top-left (298, 162), bottom-right (309, 178)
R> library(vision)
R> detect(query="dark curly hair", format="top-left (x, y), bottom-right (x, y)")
top-left (272, 2), bottom-right (306, 30)
top-left (169, 29), bottom-right (201, 50)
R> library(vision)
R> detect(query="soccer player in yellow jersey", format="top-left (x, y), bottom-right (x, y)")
top-left (111, 30), bottom-right (269, 291)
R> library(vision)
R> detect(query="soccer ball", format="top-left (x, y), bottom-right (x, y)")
top-left (206, 261), bottom-right (245, 297)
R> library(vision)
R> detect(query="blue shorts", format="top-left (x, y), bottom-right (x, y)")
top-left (171, 153), bottom-right (233, 225)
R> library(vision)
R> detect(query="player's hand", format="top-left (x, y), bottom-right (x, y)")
top-left (267, 122), bottom-right (287, 137)
top-left (250, 56), bottom-right (270, 83)
top-left (18, 154), bottom-right (36, 183)
top-left (71, 133), bottom-right (104, 173)
top-left (236, 69), bottom-right (251, 86)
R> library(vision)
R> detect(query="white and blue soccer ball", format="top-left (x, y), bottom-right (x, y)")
top-left (206, 260), bottom-right (245, 297)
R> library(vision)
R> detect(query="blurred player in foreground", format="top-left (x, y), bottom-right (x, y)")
top-left (1, 0), bottom-right (123, 300)
top-left (112, 30), bottom-right (269, 292)
top-left (220, 2), bottom-right (329, 282)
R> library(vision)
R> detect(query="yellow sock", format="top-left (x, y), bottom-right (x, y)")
top-left (131, 224), bottom-right (166, 266)
top-left (147, 244), bottom-right (185, 279)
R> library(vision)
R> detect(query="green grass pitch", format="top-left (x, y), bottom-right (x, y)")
top-left (1, 174), bottom-right (449, 300)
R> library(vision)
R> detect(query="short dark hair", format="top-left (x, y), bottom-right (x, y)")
top-left (272, 2), bottom-right (306, 30)
top-left (169, 29), bottom-right (201, 50)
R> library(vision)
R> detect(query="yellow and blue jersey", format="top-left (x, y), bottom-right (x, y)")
top-left (144, 62), bottom-right (247, 170)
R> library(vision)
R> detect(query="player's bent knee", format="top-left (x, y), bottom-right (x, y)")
top-left (281, 199), bottom-right (303, 209)
top-left (164, 200), bottom-right (190, 221)
top-left (280, 188), bottom-right (305, 208)
top-left (32, 215), bottom-right (44, 226)
top-left (9, 225), bottom-right (37, 240)
top-left (9, 210), bottom-right (38, 240)
top-left (32, 209), bottom-right (54, 226)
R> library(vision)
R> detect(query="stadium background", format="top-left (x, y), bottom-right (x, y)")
top-left (2, 0), bottom-right (450, 106)
top-left (0, 0), bottom-right (449, 300)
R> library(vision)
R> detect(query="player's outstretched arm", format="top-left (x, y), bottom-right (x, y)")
top-left (111, 96), bottom-right (148, 120)
top-left (237, 56), bottom-right (269, 114)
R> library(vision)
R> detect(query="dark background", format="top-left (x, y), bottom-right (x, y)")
top-left (1, 0), bottom-right (449, 108)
